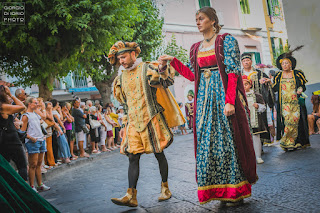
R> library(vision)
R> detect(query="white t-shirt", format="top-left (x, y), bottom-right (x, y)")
top-left (23, 112), bottom-right (45, 142)
top-left (52, 110), bottom-right (61, 119)
top-left (118, 113), bottom-right (124, 126)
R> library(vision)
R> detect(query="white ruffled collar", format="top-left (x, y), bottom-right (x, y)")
top-left (119, 58), bottom-right (143, 72)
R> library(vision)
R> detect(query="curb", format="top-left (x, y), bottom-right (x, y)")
top-left (42, 150), bottom-right (119, 181)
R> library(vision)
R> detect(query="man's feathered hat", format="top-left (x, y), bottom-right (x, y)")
top-left (108, 41), bottom-right (141, 66)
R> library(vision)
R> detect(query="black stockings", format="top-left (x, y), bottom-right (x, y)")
top-left (154, 152), bottom-right (168, 183)
top-left (128, 153), bottom-right (141, 189)
top-left (128, 152), bottom-right (168, 189)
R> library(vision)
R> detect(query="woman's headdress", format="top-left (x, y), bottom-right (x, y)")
top-left (276, 45), bottom-right (303, 70)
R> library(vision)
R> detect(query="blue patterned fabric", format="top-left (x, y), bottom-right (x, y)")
top-left (195, 37), bottom-right (247, 188)
top-left (223, 35), bottom-right (241, 75)
top-left (196, 71), bottom-right (246, 187)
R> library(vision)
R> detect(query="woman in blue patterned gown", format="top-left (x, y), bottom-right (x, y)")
top-left (159, 6), bottom-right (257, 205)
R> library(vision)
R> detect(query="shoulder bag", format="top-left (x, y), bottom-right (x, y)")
top-left (89, 115), bottom-right (101, 129)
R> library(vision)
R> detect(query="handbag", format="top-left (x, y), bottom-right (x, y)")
top-left (41, 124), bottom-right (48, 135)
top-left (81, 125), bottom-right (90, 134)
top-left (89, 115), bottom-right (101, 129)
top-left (41, 121), bottom-right (48, 130)
top-left (17, 129), bottom-right (27, 142)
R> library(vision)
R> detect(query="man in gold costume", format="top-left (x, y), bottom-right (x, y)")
top-left (109, 41), bottom-right (185, 207)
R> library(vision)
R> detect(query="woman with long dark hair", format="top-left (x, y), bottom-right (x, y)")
top-left (159, 7), bottom-right (257, 205)
top-left (0, 85), bottom-right (28, 181)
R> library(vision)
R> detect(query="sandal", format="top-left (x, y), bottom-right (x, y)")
top-left (71, 155), bottom-right (78, 160)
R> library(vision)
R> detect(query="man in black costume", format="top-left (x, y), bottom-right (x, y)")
top-left (241, 53), bottom-right (274, 145)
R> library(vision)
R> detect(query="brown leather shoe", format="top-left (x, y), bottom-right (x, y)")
top-left (158, 182), bottom-right (172, 202)
top-left (111, 188), bottom-right (138, 207)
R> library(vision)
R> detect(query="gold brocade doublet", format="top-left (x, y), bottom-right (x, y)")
top-left (121, 63), bottom-right (151, 132)
top-left (113, 62), bottom-right (185, 154)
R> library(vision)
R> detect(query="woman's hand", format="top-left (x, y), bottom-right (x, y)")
top-left (253, 103), bottom-right (259, 109)
top-left (30, 137), bottom-right (37, 143)
top-left (224, 103), bottom-right (235, 117)
top-left (158, 55), bottom-right (174, 62)
top-left (4, 86), bottom-right (12, 97)
top-left (259, 78), bottom-right (271, 85)
top-left (158, 55), bottom-right (173, 70)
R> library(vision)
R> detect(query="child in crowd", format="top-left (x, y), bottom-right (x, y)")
top-left (243, 75), bottom-right (267, 164)
top-left (178, 103), bottom-right (188, 135)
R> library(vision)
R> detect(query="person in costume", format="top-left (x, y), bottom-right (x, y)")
top-left (242, 75), bottom-right (267, 164)
top-left (272, 46), bottom-right (310, 151)
top-left (185, 91), bottom-right (194, 130)
top-left (159, 7), bottom-right (257, 206)
top-left (109, 41), bottom-right (185, 207)
top-left (307, 94), bottom-right (320, 135)
top-left (241, 53), bottom-right (274, 145)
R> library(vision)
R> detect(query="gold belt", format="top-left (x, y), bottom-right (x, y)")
top-left (200, 66), bottom-right (219, 79)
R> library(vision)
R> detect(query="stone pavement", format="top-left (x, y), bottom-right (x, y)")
top-left (41, 134), bottom-right (320, 213)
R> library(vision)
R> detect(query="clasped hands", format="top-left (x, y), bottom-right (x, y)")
top-left (158, 55), bottom-right (174, 70)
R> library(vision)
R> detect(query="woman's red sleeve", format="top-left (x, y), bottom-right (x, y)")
top-left (225, 73), bottom-right (239, 106)
top-left (170, 58), bottom-right (195, 81)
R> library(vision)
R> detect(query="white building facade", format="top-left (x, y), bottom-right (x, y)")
top-left (156, 0), bottom-right (288, 104)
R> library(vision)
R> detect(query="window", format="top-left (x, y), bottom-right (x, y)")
top-left (240, 0), bottom-right (250, 14)
top-left (199, 0), bottom-right (211, 8)
top-left (270, 37), bottom-right (276, 58)
top-left (245, 52), bottom-right (261, 65)
top-left (279, 38), bottom-right (283, 52)
top-left (267, 0), bottom-right (280, 17)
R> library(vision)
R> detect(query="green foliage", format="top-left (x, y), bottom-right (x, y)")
top-left (84, 0), bottom-right (164, 84)
top-left (132, 0), bottom-right (163, 62)
top-left (272, 39), bottom-right (289, 66)
top-left (240, 0), bottom-right (251, 14)
top-left (0, 0), bottom-right (142, 89)
top-left (165, 34), bottom-right (189, 64)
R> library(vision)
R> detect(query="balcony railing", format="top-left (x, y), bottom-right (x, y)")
top-left (54, 72), bottom-right (88, 90)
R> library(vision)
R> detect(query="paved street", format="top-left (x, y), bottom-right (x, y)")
top-left (41, 134), bottom-right (320, 213)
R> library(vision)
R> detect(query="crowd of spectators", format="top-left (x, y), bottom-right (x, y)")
top-left (0, 84), bottom-right (124, 193)
top-left (1, 80), bottom-right (318, 193)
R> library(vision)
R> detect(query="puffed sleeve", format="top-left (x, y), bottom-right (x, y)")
top-left (146, 62), bottom-right (175, 88)
top-left (170, 58), bottom-right (195, 81)
top-left (296, 70), bottom-right (308, 91)
top-left (272, 72), bottom-right (282, 93)
top-left (223, 35), bottom-right (241, 105)
top-left (113, 75), bottom-right (126, 104)
top-left (113, 76), bottom-right (128, 127)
